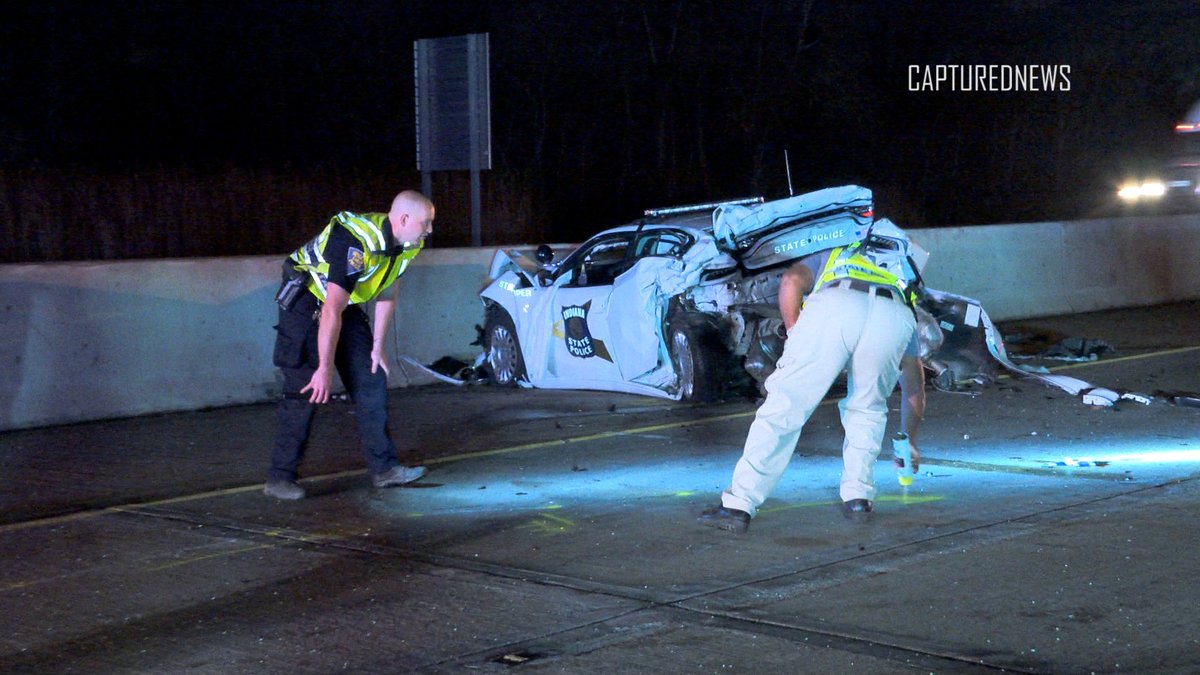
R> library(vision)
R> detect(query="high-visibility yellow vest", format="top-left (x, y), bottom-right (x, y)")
top-left (288, 211), bottom-right (422, 304)
top-left (811, 242), bottom-right (917, 307)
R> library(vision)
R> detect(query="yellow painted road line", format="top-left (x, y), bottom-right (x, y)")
top-left (143, 526), bottom-right (368, 571)
top-left (0, 484), bottom-right (356, 534)
top-left (423, 408), bottom-right (761, 466)
top-left (1044, 344), bottom-right (1200, 372)
top-left (534, 511), bottom-right (577, 527)
top-left (145, 543), bottom-right (274, 571)
top-left (1, 343), bottom-right (1192, 535)
top-left (966, 344), bottom-right (1200, 386)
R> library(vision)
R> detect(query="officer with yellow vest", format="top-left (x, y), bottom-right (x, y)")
top-left (700, 220), bottom-right (927, 532)
top-left (265, 191), bottom-right (435, 500)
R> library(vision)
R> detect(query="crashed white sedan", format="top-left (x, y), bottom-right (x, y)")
top-left (477, 184), bottom-right (1144, 408)
top-left (478, 186), bottom-right (900, 400)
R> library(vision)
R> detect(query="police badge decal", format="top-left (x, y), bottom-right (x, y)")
top-left (562, 302), bottom-right (595, 358)
top-left (560, 302), bottom-right (613, 361)
top-left (347, 247), bottom-right (365, 274)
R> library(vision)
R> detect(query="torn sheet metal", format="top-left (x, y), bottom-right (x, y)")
top-left (920, 288), bottom-right (1150, 407)
top-left (607, 256), bottom-right (676, 381)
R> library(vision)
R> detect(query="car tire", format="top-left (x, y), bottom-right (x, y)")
top-left (667, 319), bottom-right (722, 402)
top-left (483, 306), bottom-right (526, 387)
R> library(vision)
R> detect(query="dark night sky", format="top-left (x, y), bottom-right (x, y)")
top-left (3, 0), bottom-right (1199, 250)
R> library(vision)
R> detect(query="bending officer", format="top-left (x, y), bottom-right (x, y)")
top-left (699, 222), bottom-right (926, 531)
top-left (265, 191), bottom-right (434, 500)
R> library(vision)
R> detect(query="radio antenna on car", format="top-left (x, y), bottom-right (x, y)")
top-left (784, 149), bottom-right (795, 196)
top-left (644, 196), bottom-right (763, 218)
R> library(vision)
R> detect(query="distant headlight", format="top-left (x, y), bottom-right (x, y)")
top-left (1140, 181), bottom-right (1166, 197)
top-left (1117, 181), bottom-right (1166, 201)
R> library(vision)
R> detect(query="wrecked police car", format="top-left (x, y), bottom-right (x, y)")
top-left (478, 185), bottom-right (922, 401)
top-left (476, 184), bottom-right (1145, 409)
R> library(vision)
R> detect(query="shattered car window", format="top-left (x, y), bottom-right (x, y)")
top-left (634, 231), bottom-right (690, 259)
top-left (571, 237), bottom-right (631, 287)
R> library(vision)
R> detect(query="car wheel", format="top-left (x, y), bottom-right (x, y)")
top-left (668, 320), bottom-right (721, 402)
top-left (483, 306), bottom-right (526, 387)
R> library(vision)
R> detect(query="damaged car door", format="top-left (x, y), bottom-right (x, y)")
top-left (606, 229), bottom-right (695, 382)
top-left (543, 233), bottom-right (633, 385)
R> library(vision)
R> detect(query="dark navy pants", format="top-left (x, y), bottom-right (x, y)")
top-left (268, 292), bottom-right (402, 482)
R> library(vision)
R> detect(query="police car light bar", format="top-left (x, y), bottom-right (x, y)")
top-left (644, 196), bottom-right (763, 218)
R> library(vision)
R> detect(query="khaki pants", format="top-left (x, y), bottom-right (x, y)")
top-left (721, 285), bottom-right (915, 516)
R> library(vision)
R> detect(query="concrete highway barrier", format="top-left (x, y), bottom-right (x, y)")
top-left (2, 214), bottom-right (1197, 430)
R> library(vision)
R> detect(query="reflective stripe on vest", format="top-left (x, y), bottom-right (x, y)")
top-left (288, 211), bottom-right (422, 305)
top-left (811, 243), bottom-right (916, 307)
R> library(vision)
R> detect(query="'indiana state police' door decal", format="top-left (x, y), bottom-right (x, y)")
top-left (561, 302), bottom-right (612, 361)
top-left (562, 303), bottom-right (595, 357)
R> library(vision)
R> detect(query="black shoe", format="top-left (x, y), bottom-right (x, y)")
top-left (698, 505), bottom-right (751, 533)
top-left (842, 498), bottom-right (873, 521)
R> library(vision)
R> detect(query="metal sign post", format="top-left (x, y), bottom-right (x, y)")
top-left (414, 33), bottom-right (492, 247)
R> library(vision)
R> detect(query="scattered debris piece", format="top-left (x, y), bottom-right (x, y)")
top-left (1040, 337), bottom-right (1114, 361)
top-left (1055, 457), bottom-right (1110, 468)
top-left (1156, 390), bottom-right (1200, 408)
top-left (493, 651), bottom-right (543, 666)
top-left (399, 354), bottom-right (487, 385)
top-left (1079, 388), bottom-right (1152, 408)
top-left (1081, 388), bottom-right (1120, 407)
top-left (1003, 330), bottom-right (1114, 361)
top-left (1001, 328), bottom-right (1067, 354)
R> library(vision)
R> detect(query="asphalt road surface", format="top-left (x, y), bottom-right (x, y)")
top-left (1, 301), bottom-right (1198, 673)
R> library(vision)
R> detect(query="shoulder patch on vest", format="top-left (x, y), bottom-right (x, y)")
top-left (347, 247), bottom-right (365, 273)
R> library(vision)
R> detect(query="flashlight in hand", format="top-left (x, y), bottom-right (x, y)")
top-left (893, 432), bottom-right (915, 486)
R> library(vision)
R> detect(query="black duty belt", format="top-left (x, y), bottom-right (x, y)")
top-left (288, 289), bottom-right (322, 320)
top-left (835, 278), bottom-right (898, 301)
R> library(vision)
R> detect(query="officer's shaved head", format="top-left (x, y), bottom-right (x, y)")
top-left (389, 190), bottom-right (435, 247)
top-left (391, 190), bottom-right (433, 214)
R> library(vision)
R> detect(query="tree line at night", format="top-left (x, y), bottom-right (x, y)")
top-left (2, 0), bottom-right (1197, 261)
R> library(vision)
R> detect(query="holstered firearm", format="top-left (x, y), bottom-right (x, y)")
top-left (275, 260), bottom-right (309, 311)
